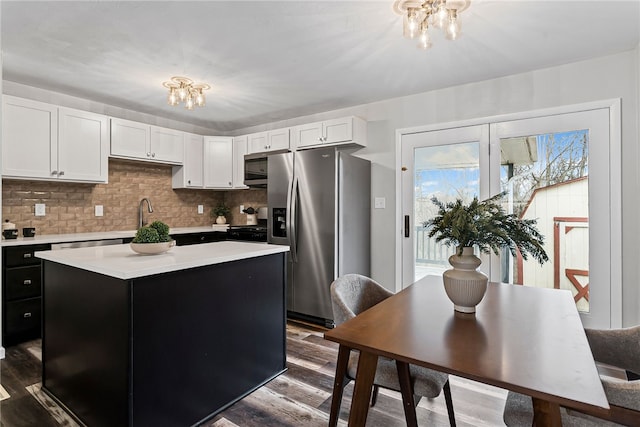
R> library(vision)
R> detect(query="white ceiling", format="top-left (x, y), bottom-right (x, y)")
top-left (2, 1), bottom-right (639, 132)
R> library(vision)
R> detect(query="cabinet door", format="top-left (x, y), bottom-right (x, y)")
top-left (248, 132), bottom-right (269, 154)
top-left (268, 128), bottom-right (290, 151)
top-left (293, 122), bottom-right (323, 148)
top-left (204, 137), bottom-right (233, 188)
top-left (110, 118), bottom-right (150, 159)
top-left (2, 96), bottom-right (57, 179)
top-left (150, 126), bottom-right (184, 164)
top-left (323, 117), bottom-right (353, 144)
top-left (183, 133), bottom-right (204, 187)
top-left (58, 108), bottom-right (109, 183)
top-left (233, 136), bottom-right (248, 188)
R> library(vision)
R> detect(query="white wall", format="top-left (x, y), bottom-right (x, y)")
top-left (234, 49), bottom-right (640, 327)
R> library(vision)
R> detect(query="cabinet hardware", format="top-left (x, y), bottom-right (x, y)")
top-left (23, 253), bottom-right (32, 258)
top-left (58, 171), bottom-right (65, 176)
top-left (51, 170), bottom-right (58, 175)
top-left (187, 180), bottom-right (191, 184)
top-left (152, 153), bottom-right (156, 158)
top-left (147, 152), bottom-right (151, 157)
top-left (23, 279), bottom-right (32, 285)
top-left (23, 312), bottom-right (32, 318)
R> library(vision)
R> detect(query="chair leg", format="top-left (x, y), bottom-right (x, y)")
top-left (370, 385), bottom-right (380, 407)
top-left (443, 379), bottom-right (456, 427)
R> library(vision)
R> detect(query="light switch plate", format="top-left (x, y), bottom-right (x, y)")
top-left (197, 205), bottom-right (204, 214)
top-left (35, 203), bottom-right (46, 216)
top-left (374, 197), bottom-right (386, 209)
top-left (240, 204), bottom-right (245, 213)
top-left (95, 205), bottom-right (104, 217)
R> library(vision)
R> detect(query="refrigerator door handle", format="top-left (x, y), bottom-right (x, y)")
top-left (288, 176), bottom-right (298, 263)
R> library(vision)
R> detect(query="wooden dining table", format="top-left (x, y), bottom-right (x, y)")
top-left (324, 275), bottom-right (610, 426)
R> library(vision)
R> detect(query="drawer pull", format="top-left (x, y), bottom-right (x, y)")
top-left (23, 279), bottom-right (32, 285)
top-left (23, 253), bottom-right (32, 258)
top-left (23, 312), bottom-right (32, 318)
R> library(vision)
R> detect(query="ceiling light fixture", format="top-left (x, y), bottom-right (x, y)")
top-left (162, 76), bottom-right (211, 110)
top-left (393, 0), bottom-right (470, 50)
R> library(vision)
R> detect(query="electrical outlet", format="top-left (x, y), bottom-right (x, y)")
top-left (35, 203), bottom-right (46, 216)
top-left (197, 205), bottom-right (204, 214)
top-left (240, 204), bottom-right (245, 213)
top-left (95, 205), bottom-right (104, 217)
top-left (374, 197), bottom-right (386, 209)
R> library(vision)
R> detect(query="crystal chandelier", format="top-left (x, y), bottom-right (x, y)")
top-left (393, 0), bottom-right (470, 50)
top-left (162, 76), bottom-right (211, 110)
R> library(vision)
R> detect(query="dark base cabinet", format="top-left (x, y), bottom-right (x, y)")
top-left (2, 244), bottom-right (51, 346)
top-left (42, 253), bottom-right (286, 427)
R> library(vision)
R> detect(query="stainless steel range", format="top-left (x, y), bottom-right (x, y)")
top-left (226, 225), bottom-right (267, 242)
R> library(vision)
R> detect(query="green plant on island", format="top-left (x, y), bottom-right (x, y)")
top-left (425, 192), bottom-right (549, 264)
top-left (212, 203), bottom-right (231, 218)
top-left (132, 220), bottom-right (171, 243)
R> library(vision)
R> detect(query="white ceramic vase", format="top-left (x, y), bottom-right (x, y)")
top-left (216, 215), bottom-right (227, 224)
top-left (443, 246), bottom-right (488, 313)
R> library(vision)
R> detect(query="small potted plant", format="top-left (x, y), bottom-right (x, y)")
top-left (212, 203), bottom-right (231, 225)
top-left (130, 220), bottom-right (175, 255)
top-left (426, 192), bottom-right (548, 313)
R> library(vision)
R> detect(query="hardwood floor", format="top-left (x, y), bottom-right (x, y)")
top-left (0, 321), bottom-right (508, 426)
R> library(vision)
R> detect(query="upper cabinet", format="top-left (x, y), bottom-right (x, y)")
top-left (204, 137), bottom-right (233, 189)
top-left (2, 96), bottom-right (109, 183)
top-left (172, 133), bottom-right (203, 188)
top-left (233, 136), bottom-right (249, 189)
top-left (292, 116), bottom-right (367, 150)
top-left (111, 118), bottom-right (184, 165)
top-left (247, 128), bottom-right (290, 154)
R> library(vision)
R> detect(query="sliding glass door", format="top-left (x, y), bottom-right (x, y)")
top-left (400, 107), bottom-right (617, 328)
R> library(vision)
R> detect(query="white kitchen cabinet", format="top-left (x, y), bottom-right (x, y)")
top-left (204, 137), bottom-right (233, 189)
top-left (233, 135), bottom-right (249, 189)
top-left (247, 128), bottom-right (290, 154)
top-left (150, 126), bottom-right (184, 164)
top-left (172, 133), bottom-right (203, 188)
top-left (292, 116), bottom-right (367, 149)
top-left (57, 107), bottom-right (109, 183)
top-left (110, 119), bottom-right (184, 165)
top-left (2, 96), bottom-right (108, 183)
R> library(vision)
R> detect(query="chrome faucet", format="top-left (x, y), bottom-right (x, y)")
top-left (138, 198), bottom-right (153, 229)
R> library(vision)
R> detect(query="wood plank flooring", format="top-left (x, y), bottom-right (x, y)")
top-left (0, 321), bottom-right (508, 426)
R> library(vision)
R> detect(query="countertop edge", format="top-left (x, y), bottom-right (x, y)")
top-left (36, 241), bottom-right (289, 280)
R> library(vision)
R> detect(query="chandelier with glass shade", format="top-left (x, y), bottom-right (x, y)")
top-left (393, 0), bottom-right (470, 50)
top-left (162, 76), bottom-right (211, 110)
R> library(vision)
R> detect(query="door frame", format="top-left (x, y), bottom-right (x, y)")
top-left (395, 99), bottom-right (621, 328)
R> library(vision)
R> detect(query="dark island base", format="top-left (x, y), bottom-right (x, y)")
top-left (42, 253), bottom-right (286, 427)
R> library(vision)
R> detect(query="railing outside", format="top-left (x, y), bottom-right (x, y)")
top-left (415, 226), bottom-right (455, 265)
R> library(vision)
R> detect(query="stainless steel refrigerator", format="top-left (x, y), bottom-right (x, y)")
top-left (267, 146), bottom-right (370, 327)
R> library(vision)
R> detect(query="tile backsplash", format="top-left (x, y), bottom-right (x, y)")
top-left (2, 159), bottom-right (267, 235)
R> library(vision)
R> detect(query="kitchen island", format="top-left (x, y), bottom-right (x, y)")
top-left (36, 241), bottom-right (289, 427)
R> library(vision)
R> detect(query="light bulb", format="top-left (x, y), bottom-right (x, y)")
top-left (178, 85), bottom-right (188, 102)
top-left (445, 10), bottom-right (461, 40)
top-left (433, 2), bottom-right (448, 29)
top-left (195, 90), bottom-right (205, 107)
top-left (403, 9), bottom-right (419, 39)
top-left (167, 88), bottom-right (178, 106)
top-left (185, 95), bottom-right (195, 110)
top-left (418, 30), bottom-right (432, 50)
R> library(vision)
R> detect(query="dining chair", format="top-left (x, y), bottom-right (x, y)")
top-left (503, 325), bottom-right (640, 426)
top-left (330, 273), bottom-right (456, 426)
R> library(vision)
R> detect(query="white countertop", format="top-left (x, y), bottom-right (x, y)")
top-left (1, 225), bottom-right (230, 247)
top-left (35, 241), bottom-right (289, 280)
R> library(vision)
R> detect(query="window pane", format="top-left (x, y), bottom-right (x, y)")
top-left (500, 130), bottom-right (590, 313)
top-left (414, 142), bottom-right (480, 281)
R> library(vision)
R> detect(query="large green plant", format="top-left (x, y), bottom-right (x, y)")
top-left (425, 193), bottom-right (548, 264)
